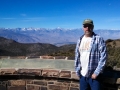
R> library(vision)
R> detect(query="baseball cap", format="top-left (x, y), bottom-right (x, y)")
top-left (83, 19), bottom-right (94, 25)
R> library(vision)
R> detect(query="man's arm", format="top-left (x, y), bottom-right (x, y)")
top-left (93, 37), bottom-right (107, 77)
top-left (75, 39), bottom-right (81, 77)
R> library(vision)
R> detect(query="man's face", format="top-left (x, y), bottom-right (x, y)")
top-left (83, 24), bottom-right (94, 36)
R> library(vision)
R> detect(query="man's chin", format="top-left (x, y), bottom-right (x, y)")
top-left (85, 32), bottom-right (92, 36)
top-left (85, 32), bottom-right (91, 35)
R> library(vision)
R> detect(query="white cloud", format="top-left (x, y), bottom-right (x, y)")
top-left (0, 18), bottom-right (16, 20)
top-left (79, 10), bottom-right (83, 12)
top-left (106, 17), bottom-right (120, 22)
top-left (108, 3), bottom-right (111, 6)
top-left (21, 17), bottom-right (46, 21)
top-left (21, 14), bottom-right (27, 16)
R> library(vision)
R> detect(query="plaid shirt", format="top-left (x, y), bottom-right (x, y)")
top-left (75, 32), bottom-right (107, 77)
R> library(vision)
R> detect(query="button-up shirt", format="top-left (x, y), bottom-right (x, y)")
top-left (75, 32), bottom-right (107, 77)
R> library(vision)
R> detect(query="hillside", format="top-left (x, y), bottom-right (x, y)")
top-left (0, 37), bottom-right (58, 56)
top-left (0, 37), bottom-right (76, 59)
top-left (105, 39), bottom-right (120, 67)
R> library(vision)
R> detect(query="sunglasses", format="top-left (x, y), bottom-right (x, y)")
top-left (83, 24), bottom-right (93, 28)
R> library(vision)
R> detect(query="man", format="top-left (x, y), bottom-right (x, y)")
top-left (75, 19), bottom-right (107, 90)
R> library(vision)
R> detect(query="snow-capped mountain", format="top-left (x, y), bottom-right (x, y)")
top-left (0, 28), bottom-right (120, 46)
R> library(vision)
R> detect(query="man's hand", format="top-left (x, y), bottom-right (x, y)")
top-left (91, 74), bottom-right (97, 79)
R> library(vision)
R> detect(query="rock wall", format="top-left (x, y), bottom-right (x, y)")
top-left (0, 69), bottom-right (79, 90)
top-left (0, 69), bottom-right (120, 90)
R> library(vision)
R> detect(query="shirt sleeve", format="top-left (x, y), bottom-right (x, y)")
top-left (75, 39), bottom-right (81, 77)
top-left (94, 37), bottom-right (107, 76)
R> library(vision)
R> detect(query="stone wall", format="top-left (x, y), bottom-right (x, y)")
top-left (0, 69), bottom-right (79, 90)
top-left (0, 68), bottom-right (120, 90)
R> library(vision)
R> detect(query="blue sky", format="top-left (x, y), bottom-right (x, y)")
top-left (0, 0), bottom-right (120, 29)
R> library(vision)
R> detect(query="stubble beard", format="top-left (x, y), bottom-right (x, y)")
top-left (85, 31), bottom-right (92, 37)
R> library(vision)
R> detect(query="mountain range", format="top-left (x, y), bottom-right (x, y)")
top-left (0, 28), bottom-right (120, 46)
